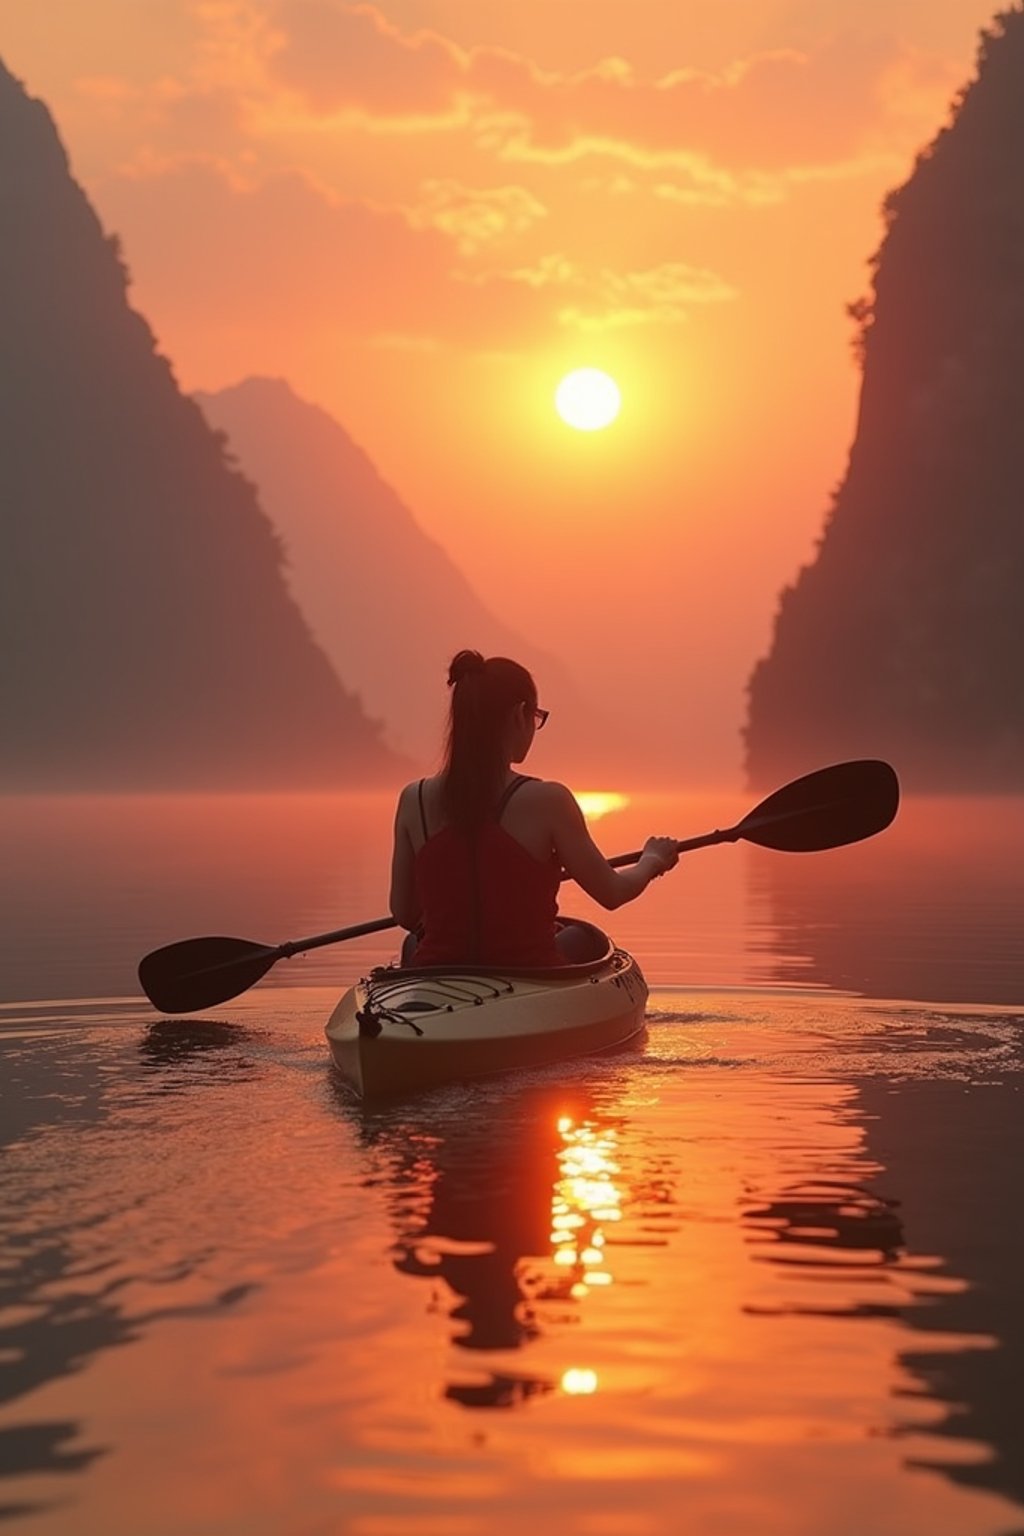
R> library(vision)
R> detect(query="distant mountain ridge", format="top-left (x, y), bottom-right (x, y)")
top-left (0, 59), bottom-right (402, 788)
top-left (196, 377), bottom-right (617, 770)
top-left (744, 9), bottom-right (1024, 791)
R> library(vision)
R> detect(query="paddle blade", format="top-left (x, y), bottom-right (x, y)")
top-left (138, 935), bottom-right (280, 1014)
top-left (738, 759), bottom-right (899, 852)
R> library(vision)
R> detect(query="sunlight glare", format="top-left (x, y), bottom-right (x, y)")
top-left (555, 369), bottom-right (621, 432)
top-left (561, 1368), bottom-right (599, 1396)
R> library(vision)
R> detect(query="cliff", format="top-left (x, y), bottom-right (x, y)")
top-left (0, 60), bottom-right (403, 789)
top-left (744, 7), bottom-right (1024, 791)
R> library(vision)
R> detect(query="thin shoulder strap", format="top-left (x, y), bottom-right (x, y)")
top-left (495, 774), bottom-right (535, 821)
top-left (416, 778), bottom-right (430, 841)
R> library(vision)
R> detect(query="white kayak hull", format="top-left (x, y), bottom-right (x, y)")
top-left (325, 920), bottom-right (648, 1100)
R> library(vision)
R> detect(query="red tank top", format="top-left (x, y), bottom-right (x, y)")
top-left (411, 776), bottom-right (562, 968)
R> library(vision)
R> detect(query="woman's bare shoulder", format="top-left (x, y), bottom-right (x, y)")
top-left (396, 776), bottom-right (429, 816)
top-left (522, 778), bottom-right (579, 814)
top-left (396, 774), bottom-right (445, 833)
top-left (397, 773), bottom-right (443, 796)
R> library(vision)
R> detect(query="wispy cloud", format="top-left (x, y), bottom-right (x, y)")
top-left (409, 179), bottom-right (547, 254)
top-left (458, 254), bottom-right (737, 332)
top-left (262, 0), bottom-right (917, 173)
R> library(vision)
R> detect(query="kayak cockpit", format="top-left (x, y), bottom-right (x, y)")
top-left (375, 915), bottom-right (614, 983)
top-left (325, 919), bottom-right (648, 1101)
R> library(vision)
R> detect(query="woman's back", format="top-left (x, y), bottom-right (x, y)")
top-left (410, 774), bottom-right (562, 968)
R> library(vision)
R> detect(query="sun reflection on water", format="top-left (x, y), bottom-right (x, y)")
top-left (549, 1114), bottom-right (623, 1387)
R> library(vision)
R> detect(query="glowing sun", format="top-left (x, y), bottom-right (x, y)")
top-left (555, 369), bottom-right (621, 431)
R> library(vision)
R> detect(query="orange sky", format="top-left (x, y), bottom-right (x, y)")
top-left (0, 0), bottom-right (1001, 784)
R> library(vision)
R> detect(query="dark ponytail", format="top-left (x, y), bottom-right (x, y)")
top-left (442, 650), bottom-right (537, 831)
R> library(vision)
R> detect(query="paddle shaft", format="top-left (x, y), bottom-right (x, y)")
top-left (608, 826), bottom-right (735, 869)
top-left (277, 914), bottom-right (399, 959)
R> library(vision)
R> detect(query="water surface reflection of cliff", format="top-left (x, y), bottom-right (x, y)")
top-left (860, 1071), bottom-right (1024, 1510)
top-left (748, 796), bottom-right (1024, 1004)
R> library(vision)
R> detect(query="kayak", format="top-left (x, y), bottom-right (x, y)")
top-left (325, 917), bottom-right (648, 1100)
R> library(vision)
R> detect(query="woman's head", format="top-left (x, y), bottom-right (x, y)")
top-left (442, 650), bottom-right (541, 828)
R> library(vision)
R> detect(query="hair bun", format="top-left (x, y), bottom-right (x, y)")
top-left (447, 649), bottom-right (486, 687)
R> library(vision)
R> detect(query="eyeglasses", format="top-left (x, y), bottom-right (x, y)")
top-left (533, 707), bottom-right (549, 730)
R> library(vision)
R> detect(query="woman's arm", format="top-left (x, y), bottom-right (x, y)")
top-left (388, 784), bottom-right (422, 932)
top-left (546, 783), bottom-right (677, 910)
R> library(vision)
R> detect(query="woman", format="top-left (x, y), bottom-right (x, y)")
top-left (388, 649), bottom-right (678, 968)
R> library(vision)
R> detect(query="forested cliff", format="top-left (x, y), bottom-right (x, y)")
top-left (745, 8), bottom-right (1024, 791)
top-left (0, 60), bottom-right (402, 788)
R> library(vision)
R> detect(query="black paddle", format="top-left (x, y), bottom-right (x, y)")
top-left (138, 758), bottom-right (898, 1014)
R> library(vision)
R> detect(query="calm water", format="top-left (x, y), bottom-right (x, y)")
top-left (1, 792), bottom-right (1023, 1534)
